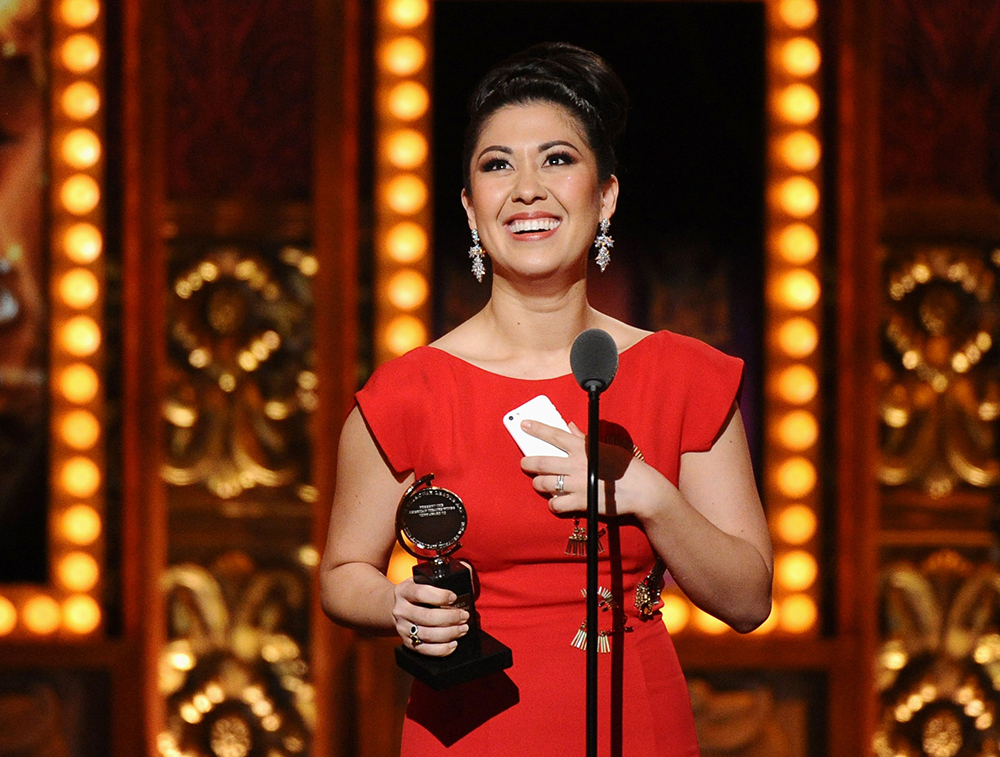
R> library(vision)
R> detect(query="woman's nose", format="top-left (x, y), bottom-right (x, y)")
top-left (511, 166), bottom-right (546, 203)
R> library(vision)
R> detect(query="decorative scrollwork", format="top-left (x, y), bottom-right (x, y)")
top-left (689, 679), bottom-right (804, 756)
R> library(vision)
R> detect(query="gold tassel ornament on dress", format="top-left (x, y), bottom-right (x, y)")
top-left (565, 518), bottom-right (606, 557)
top-left (570, 586), bottom-right (631, 652)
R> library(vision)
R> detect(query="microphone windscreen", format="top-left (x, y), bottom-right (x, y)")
top-left (570, 328), bottom-right (619, 393)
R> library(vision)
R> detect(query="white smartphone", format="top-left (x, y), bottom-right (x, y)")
top-left (503, 395), bottom-right (571, 458)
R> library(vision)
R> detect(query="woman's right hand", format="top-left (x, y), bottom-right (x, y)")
top-left (392, 578), bottom-right (470, 656)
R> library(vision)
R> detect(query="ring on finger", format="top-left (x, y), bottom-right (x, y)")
top-left (408, 624), bottom-right (422, 647)
top-left (555, 474), bottom-right (566, 496)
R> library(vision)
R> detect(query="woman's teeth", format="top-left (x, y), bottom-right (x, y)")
top-left (507, 218), bottom-right (560, 234)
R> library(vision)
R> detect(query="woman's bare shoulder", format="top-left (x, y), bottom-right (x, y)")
top-left (589, 312), bottom-right (653, 351)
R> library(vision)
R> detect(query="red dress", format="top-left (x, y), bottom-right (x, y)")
top-left (356, 331), bottom-right (743, 757)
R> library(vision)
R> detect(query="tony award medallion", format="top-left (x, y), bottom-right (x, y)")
top-left (394, 474), bottom-right (513, 690)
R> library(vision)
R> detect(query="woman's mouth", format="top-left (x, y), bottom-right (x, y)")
top-left (506, 217), bottom-right (561, 235)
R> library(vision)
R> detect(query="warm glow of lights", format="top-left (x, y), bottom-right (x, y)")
top-left (779, 131), bottom-right (821, 171)
top-left (61, 34), bottom-right (101, 73)
top-left (387, 545), bottom-right (418, 584)
top-left (61, 81), bottom-right (101, 120)
top-left (58, 552), bottom-right (100, 592)
top-left (385, 174), bottom-right (428, 214)
top-left (777, 177), bottom-right (819, 217)
top-left (776, 457), bottom-right (817, 498)
top-left (61, 409), bottom-right (101, 449)
top-left (386, 0), bottom-right (429, 28)
top-left (776, 223), bottom-right (818, 264)
top-left (661, 594), bottom-right (690, 634)
top-left (777, 84), bottom-right (819, 124)
top-left (751, 601), bottom-right (780, 635)
top-left (64, 222), bottom-right (103, 263)
top-left (61, 174), bottom-right (101, 215)
top-left (61, 316), bottom-right (101, 356)
top-left (777, 318), bottom-right (818, 357)
top-left (781, 37), bottom-right (821, 77)
top-left (59, 268), bottom-right (100, 308)
top-left (385, 222), bottom-right (428, 262)
top-left (387, 81), bottom-right (429, 120)
top-left (779, 594), bottom-right (817, 633)
top-left (61, 504), bottom-right (102, 545)
top-left (387, 269), bottom-right (429, 310)
top-left (692, 607), bottom-right (729, 635)
top-left (0, 597), bottom-right (15, 636)
top-left (23, 596), bottom-right (61, 635)
top-left (61, 456), bottom-right (101, 498)
top-left (776, 269), bottom-right (821, 310)
top-left (777, 410), bottom-right (818, 450)
top-left (776, 550), bottom-right (818, 591)
top-left (61, 128), bottom-right (101, 170)
top-left (776, 364), bottom-right (818, 403)
top-left (60, 363), bottom-right (100, 403)
top-left (61, 0), bottom-right (100, 26)
top-left (777, 504), bottom-right (818, 544)
top-left (63, 595), bottom-right (101, 634)
top-left (384, 314), bottom-right (427, 355)
top-left (382, 37), bottom-right (426, 76)
top-left (385, 129), bottom-right (428, 169)
top-left (779, 0), bottom-right (818, 29)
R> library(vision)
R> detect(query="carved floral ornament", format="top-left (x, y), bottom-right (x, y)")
top-left (878, 245), bottom-right (1000, 497)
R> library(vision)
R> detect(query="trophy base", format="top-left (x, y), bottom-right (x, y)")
top-left (395, 631), bottom-right (513, 690)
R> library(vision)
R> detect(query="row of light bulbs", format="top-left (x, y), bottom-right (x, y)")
top-left (0, 0), bottom-right (105, 638)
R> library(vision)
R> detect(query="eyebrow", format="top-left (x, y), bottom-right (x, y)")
top-left (476, 140), bottom-right (582, 160)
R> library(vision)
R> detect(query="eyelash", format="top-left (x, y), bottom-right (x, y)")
top-left (545, 151), bottom-right (575, 166)
top-left (480, 152), bottom-right (576, 172)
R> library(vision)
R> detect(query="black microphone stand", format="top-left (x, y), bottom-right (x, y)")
top-left (585, 382), bottom-right (601, 757)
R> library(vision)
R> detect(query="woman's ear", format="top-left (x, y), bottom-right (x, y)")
top-left (461, 189), bottom-right (477, 229)
top-left (600, 175), bottom-right (619, 220)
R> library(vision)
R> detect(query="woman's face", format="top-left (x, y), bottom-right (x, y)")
top-left (462, 101), bottom-right (617, 282)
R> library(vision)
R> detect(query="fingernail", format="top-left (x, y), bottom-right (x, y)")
top-left (460, 624), bottom-right (470, 635)
top-left (449, 641), bottom-right (458, 649)
top-left (448, 593), bottom-right (458, 603)
top-left (521, 420), bottom-right (532, 429)
top-left (460, 611), bottom-right (470, 622)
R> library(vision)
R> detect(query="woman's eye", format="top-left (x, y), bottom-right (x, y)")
top-left (481, 158), bottom-right (510, 172)
top-left (545, 152), bottom-right (575, 166)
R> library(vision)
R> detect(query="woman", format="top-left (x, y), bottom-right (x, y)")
top-left (321, 42), bottom-right (773, 755)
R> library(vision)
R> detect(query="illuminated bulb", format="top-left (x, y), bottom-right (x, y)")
top-left (61, 456), bottom-right (101, 498)
top-left (60, 363), bottom-right (99, 403)
top-left (61, 409), bottom-right (100, 449)
top-left (385, 129), bottom-right (428, 169)
top-left (692, 607), bottom-right (728, 635)
top-left (751, 601), bottom-right (780, 634)
top-left (62, 81), bottom-right (100, 119)
top-left (387, 81), bottom-right (429, 120)
top-left (776, 364), bottom-right (818, 403)
top-left (61, 128), bottom-right (101, 169)
top-left (779, 594), bottom-right (817, 633)
top-left (776, 269), bottom-right (820, 310)
top-left (779, 131), bottom-right (821, 171)
top-left (385, 174), bottom-right (427, 214)
top-left (777, 84), bottom-right (819, 124)
top-left (779, 0), bottom-right (818, 29)
top-left (61, 504), bottom-right (102, 545)
top-left (61, 174), bottom-right (101, 214)
top-left (776, 457), bottom-right (816, 498)
top-left (776, 504), bottom-right (817, 544)
top-left (58, 552), bottom-right (99, 592)
top-left (776, 550), bottom-right (818, 591)
top-left (776, 223), bottom-right (818, 264)
top-left (386, 0), bottom-right (429, 28)
top-left (64, 222), bottom-right (102, 263)
top-left (777, 317), bottom-right (818, 357)
top-left (385, 222), bottom-right (427, 262)
top-left (60, 269), bottom-right (100, 309)
top-left (781, 37), bottom-right (821, 77)
top-left (61, 316), bottom-right (101, 356)
top-left (661, 594), bottom-right (690, 634)
top-left (61, 34), bottom-right (101, 73)
top-left (382, 37), bottom-right (426, 76)
top-left (777, 177), bottom-right (819, 217)
top-left (0, 597), bottom-right (16, 635)
top-left (23, 595), bottom-right (61, 635)
top-left (61, 0), bottom-right (100, 26)
top-left (384, 314), bottom-right (427, 355)
top-left (387, 269), bottom-right (429, 310)
top-left (777, 410), bottom-right (818, 450)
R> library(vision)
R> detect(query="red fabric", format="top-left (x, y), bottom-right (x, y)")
top-left (356, 331), bottom-right (743, 757)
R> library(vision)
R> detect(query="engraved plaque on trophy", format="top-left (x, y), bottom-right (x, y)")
top-left (394, 474), bottom-right (513, 690)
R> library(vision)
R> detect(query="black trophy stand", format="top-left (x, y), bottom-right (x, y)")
top-left (569, 329), bottom-right (619, 757)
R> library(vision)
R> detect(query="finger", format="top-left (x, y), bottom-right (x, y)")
top-left (567, 421), bottom-right (586, 438)
top-left (411, 640), bottom-right (461, 657)
top-left (399, 603), bottom-right (470, 628)
top-left (400, 622), bottom-right (470, 646)
top-left (396, 580), bottom-right (458, 608)
top-left (520, 455), bottom-right (571, 474)
top-left (548, 492), bottom-right (584, 514)
top-left (521, 420), bottom-right (575, 450)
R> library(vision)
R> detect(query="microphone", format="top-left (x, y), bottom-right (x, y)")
top-left (570, 328), bottom-right (619, 394)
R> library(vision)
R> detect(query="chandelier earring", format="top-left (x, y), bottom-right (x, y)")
top-left (594, 218), bottom-right (613, 272)
top-left (469, 228), bottom-right (486, 283)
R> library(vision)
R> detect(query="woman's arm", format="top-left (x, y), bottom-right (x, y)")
top-left (319, 407), bottom-right (470, 656)
top-left (520, 403), bottom-right (773, 633)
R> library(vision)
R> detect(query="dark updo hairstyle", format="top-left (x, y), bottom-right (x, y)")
top-left (462, 42), bottom-right (629, 194)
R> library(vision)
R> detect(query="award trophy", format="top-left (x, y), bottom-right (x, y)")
top-left (394, 474), bottom-right (513, 690)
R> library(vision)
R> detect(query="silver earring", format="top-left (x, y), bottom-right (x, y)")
top-left (469, 228), bottom-right (486, 282)
top-left (594, 219), bottom-right (613, 272)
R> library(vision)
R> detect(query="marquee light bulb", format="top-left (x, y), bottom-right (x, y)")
top-left (385, 222), bottom-right (427, 263)
top-left (62, 81), bottom-right (101, 120)
top-left (61, 34), bottom-right (101, 73)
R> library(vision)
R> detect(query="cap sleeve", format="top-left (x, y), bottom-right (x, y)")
top-left (355, 352), bottom-right (426, 474)
top-left (676, 336), bottom-right (745, 454)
